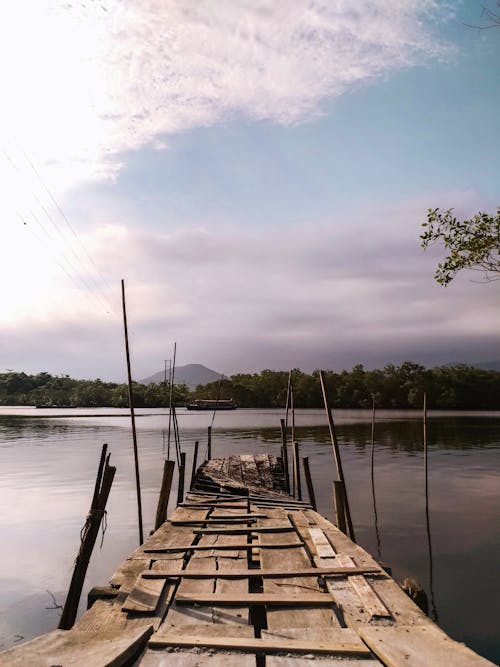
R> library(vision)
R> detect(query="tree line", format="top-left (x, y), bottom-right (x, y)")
top-left (2, 362), bottom-right (500, 410)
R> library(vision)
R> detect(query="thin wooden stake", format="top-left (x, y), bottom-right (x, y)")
top-left (59, 445), bottom-right (116, 630)
top-left (207, 425), bottom-right (212, 460)
top-left (121, 279), bottom-right (144, 545)
top-left (154, 460), bottom-right (175, 531)
top-left (293, 441), bottom-right (302, 500)
top-left (302, 456), bottom-right (317, 510)
top-left (319, 370), bottom-right (355, 542)
top-left (177, 451), bottom-right (186, 505)
top-left (370, 396), bottom-right (381, 560)
top-left (333, 480), bottom-right (347, 533)
top-left (280, 418), bottom-right (290, 493)
top-left (190, 441), bottom-right (199, 489)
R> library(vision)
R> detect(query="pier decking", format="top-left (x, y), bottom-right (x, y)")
top-left (1, 454), bottom-right (494, 666)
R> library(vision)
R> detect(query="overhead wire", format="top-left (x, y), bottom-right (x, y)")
top-left (1, 144), bottom-right (117, 317)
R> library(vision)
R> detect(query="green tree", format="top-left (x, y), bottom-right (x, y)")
top-left (421, 207), bottom-right (500, 285)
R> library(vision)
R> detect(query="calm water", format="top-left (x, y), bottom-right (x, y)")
top-left (0, 407), bottom-right (499, 663)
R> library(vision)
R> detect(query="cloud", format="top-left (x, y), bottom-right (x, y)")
top-left (2, 193), bottom-right (498, 380)
top-left (0, 1), bottom-right (452, 191)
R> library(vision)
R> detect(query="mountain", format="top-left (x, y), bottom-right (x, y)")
top-left (140, 363), bottom-right (222, 388)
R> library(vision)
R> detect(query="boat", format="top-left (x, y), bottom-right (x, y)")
top-left (1, 452), bottom-right (493, 666)
top-left (186, 398), bottom-right (237, 410)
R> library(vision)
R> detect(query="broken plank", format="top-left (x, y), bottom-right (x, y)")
top-left (348, 575), bottom-right (391, 618)
top-left (121, 576), bottom-right (169, 613)
top-left (0, 626), bottom-right (153, 667)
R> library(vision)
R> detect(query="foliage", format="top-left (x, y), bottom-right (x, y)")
top-left (2, 364), bottom-right (500, 410)
top-left (0, 372), bottom-right (188, 408)
top-left (421, 207), bottom-right (500, 285)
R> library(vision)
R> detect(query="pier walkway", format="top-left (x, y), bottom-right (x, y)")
top-left (1, 454), bottom-right (494, 666)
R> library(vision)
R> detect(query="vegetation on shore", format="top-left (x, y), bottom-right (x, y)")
top-left (2, 362), bottom-right (500, 410)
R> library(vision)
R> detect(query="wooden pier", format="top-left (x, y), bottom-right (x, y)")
top-left (1, 453), bottom-right (494, 666)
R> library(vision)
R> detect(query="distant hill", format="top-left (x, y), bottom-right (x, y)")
top-left (140, 363), bottom-right (222, 388)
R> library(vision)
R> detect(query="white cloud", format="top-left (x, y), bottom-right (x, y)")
top-left (0, 0), bottom-right (452, 193)
top-left (2, 193), bottom-right (498, 379)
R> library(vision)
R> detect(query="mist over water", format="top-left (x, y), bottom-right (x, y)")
top-left (0, 407), bottom-right (499, 663)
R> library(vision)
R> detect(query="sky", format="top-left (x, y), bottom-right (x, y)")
top-left (0, 0), bottom-right (499, 381)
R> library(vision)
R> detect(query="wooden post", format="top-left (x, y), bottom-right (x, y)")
top-left (280, 418), bottom-right (290, 493)
top-left (59, 445), bottom-right (116, 630)
top-left (177, 451), bottom-right (186, 505)
top-left (190, 441), bottom-right (200, 489)
top-left (207, 426), bottom-right (212, 460)
top-left (121, 279), bottom-right (144, 545)
top-left (333, 480), bottom-right (347, 534)
top-left (293, 441), bottom-right (302, 501)
top-left (167, 342), bottom-right (176, 460)
top-left (302, 457), bottom-right (317, 510)
top-left (319, 370), bottom-right (355, 542)
top-left (154, 460), bottom-right (175, 531)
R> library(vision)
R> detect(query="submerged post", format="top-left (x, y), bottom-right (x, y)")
top-left (207, 426), bottom-right (212, 460)
top-left (302, 456), bottom-right (317, 510)
top-left (333, 480), bottom-right (347, 533)
top-left (293, 441), bottom-right (302, 500)
top-left (190, 440), bottom-right (199, 489)
top-left (319, 370), bottom-right (355, 542)
top-left (177, 451), bottom-right (186, 505)
top-left (154, 460), bottom-right (175, 531)
top-left (59, 445), bottom-right (116, 630)
top-left (280, 418), bottom-right (290, 493)
top-left (121, 279), bottom-right (144, 545)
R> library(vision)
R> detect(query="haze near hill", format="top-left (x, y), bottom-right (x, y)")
top-left (141, 363), bottom-right (221, 388)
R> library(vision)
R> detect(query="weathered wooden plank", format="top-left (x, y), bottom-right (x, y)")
top-left (159, 507), bottom-right (251, 630)
top-left (359, 625), bottom-right (496, 667)
top-left (143, 541), bottom-right (304, 553)
top-left (258, 507), bottom-right (341, 632)
top-left (122, 577), bottom-right (169, 613)
top-left (169, 517), bottom-right (258, 525)
top-left (142, 564), bottom-right (380, 579)
top-left (194, 525), bottom-right (294, 534)
top-left (348, 575), bottom-right (391, 619)
top-left (0, 626), bottom-right (153, 667)
top-left (139, 624), bottom-right (256, 666)
top-left (148, 633), bottom-right (371, 656)
top-left (264, 627), bottom-right (381, 667)
top-left (175, 593), bottom-right (333, 605)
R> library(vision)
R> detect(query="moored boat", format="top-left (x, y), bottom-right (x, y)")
top-left (186, 398), bottom-right (237, 410)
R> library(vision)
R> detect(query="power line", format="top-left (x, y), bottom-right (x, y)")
top-left (2, 146), bottom-right (117, 316)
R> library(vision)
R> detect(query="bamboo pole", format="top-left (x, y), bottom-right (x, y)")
top-left (302, 457), bottom-right (317, 510)
top-left (154, 460), bottom-right (175, 531)
top-left (293, 441), bottom-right (301, 500)
top-left (177, 451), bottom-right (186, 505)
top-left (59, 445), bottom-right (116, 630)
top-left (167, 342), bottom-right (176, 460)
top-left (319, 370), bottom-right (355, 542)
top-left (280, 418), bottom-right (290, 493)
top-left (190, 441), bottom-right (199, 489)
top-left (121, 279), bottom-right (144, 545)
top-left (370, 396), bottom-right (381, 560)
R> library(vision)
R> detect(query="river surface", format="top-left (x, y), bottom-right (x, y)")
top-left (0, 407), bottom-right (499, 663)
